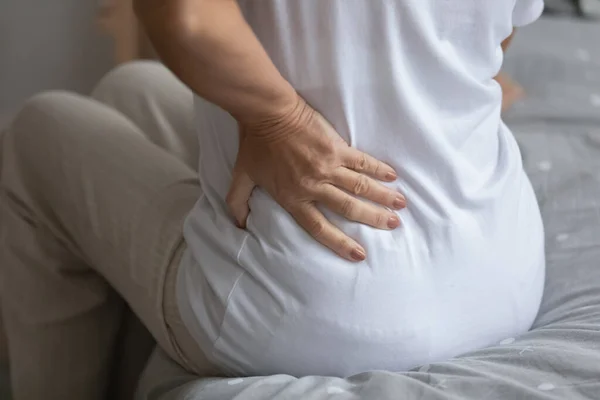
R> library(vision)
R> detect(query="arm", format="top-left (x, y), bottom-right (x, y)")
top-left (134, 0), bottom-right (405, 262)
top-left (134, 0), bottom-right (296, 123)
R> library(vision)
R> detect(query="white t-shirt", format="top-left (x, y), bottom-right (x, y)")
top-left (178, 0), bottom-right (546, 377)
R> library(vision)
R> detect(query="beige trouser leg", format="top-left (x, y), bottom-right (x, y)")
top-left (91, 61), bottom-right (198, 169)
top-left (91, 62), bottom-right (202, 400)
top-left (0, 62), bottom-right (214, 400)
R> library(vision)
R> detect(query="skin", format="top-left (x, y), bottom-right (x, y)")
top-left (134, 0), bottom-right (407, 262)
top-left (501, 29), bottom-right (516, 52)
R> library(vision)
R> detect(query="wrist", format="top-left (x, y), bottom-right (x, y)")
top-left (235, 81), bottom-right (298, 120)
top-left (237, 90), bottom-right (315, 141)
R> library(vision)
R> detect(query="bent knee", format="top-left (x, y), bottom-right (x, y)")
top-left (9, 91), bottom-right (81, 138)
top-left (92, 60), bottom-right (173, 101)
top-left (5, 91), bottom-right (101, 160)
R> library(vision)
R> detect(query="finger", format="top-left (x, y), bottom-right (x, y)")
top-left (331, 168), bottom-right (406, 210)
top-left (316, 185), bottom-right (401, 230)
top-left (291, 203), bottom-right (367, 262)
top-left (226, 169), bottom-right (256, 228)
top-left (342, 148), bottom-right (398, 182)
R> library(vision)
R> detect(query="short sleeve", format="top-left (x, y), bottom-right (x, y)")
top-left (512, 0), bottom-right (544, 27)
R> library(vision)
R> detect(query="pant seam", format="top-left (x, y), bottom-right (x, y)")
top-left (159, 239), bottom-right (198, 374)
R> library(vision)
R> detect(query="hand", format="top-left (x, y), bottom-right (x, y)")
top-left (226, 96), bottom-right (406, 262)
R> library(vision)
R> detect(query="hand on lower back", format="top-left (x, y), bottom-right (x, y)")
top-left (226, 96), bottom-right (406, 262)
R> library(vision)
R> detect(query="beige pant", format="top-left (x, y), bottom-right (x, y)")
top-left (0, 61), bottom-right (217, 400)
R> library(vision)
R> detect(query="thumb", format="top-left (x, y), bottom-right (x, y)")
top-left (226, 166), bottom-right (255, 228)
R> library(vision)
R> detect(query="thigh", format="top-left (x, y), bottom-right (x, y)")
top-left (1, 91), bottom-right (200, 366)
top-left (91, 61), bottom-right (198, 168)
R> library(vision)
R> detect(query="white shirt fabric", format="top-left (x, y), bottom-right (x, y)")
top-left (178, 0), bottom-right (546, 378)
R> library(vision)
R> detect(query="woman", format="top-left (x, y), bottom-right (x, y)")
top-left (0, 0), bottom-right (545, 398)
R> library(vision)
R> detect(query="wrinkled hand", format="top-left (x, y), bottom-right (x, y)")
top-left (226, 96), bottom-right (406, 262)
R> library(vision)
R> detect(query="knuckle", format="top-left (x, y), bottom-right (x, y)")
top-left (319, 136), bottom-right (338, 154)
top-left (341, 198), bottom-right (355, 218)
top-left (352, 175), bottom-right (370, 196)
top-left (374, 212), bottom-right (385, 227)
top-left (313, 166), bottom-right (329, 182)
top-left (295, 177), bottom-right (320, 199)
top-left (355, 154), bottom-right (368, 171)
top-left (298, 174), bottom-right (314, 190)
top-left (373, 161), bottom-right (381, 176)
top-left (307, 218), bottom-right (326, 238)
top-left (377, 191), bottom-right (391, 205)
top-left (312, 159), bottom-right (333, 181)
top-left (338, 237), bottom-right (353, 253)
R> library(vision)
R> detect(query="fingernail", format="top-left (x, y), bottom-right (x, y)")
top-left (351, 248), bottom-right (367, 262)
top-left (388, 216), bottom-right (400, 229)
top-left (386, 172), bottom-right (398, 181)
top-left (393, 196), bottom-right (406, 209)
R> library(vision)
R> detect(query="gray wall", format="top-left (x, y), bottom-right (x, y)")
top-left (0, 0), bottom-right (113, 119)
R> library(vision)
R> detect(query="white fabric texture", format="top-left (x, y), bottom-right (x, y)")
top-left (178, 0), bottom-right (546, 377)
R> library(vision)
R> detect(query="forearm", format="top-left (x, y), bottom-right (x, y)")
top-left (135, 0), bottom-right (297, 122)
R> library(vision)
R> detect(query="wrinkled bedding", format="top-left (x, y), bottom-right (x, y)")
top-left (135, 19), bottom-right (600, 400)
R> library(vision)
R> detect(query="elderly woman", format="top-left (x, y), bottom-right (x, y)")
top-left (0, 0), bottom-right (545, 399)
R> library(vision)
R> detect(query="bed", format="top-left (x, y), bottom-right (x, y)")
top-left (134, 18), bottom-right (600, 400)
